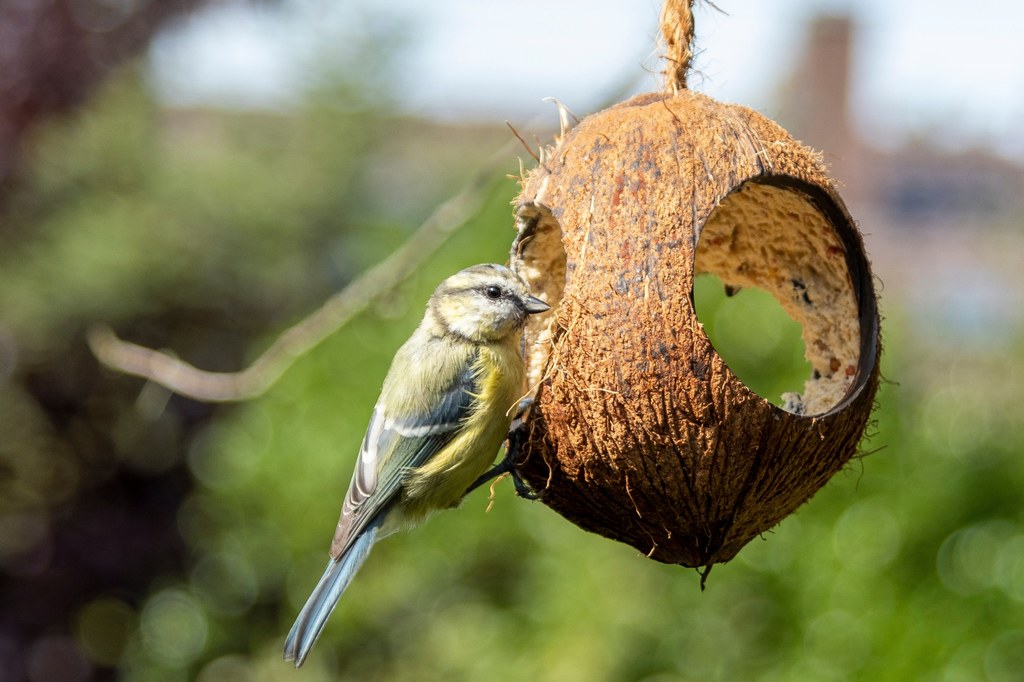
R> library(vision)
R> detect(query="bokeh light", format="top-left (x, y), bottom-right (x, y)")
top-left (74, 597), bottom-right (137, 667)
top-left (139, 588), bottom-right (209, 666)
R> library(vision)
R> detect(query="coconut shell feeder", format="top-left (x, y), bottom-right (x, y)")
top-left (507, 0), bottom-right (880, 569)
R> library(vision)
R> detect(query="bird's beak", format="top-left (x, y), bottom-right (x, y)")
top-left (522, 295), bottom-right (551, 314)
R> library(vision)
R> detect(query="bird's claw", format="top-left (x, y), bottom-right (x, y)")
top-left (504, 407), bottom-right (542, 499)
top-left (462, 398), bottom-right (542, 500)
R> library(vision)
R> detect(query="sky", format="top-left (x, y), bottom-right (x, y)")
top-left (150, 0), bottom-right (1024, 158)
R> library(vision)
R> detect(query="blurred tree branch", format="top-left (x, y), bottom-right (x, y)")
top-left (88, 138), bottom-right (520, 402)
top-left (0, 0), bottom-right (209, 194)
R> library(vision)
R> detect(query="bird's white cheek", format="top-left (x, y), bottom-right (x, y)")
top-left (447, 310), bottom-right (488, 340)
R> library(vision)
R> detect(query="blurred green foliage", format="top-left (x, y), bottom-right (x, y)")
top-left (693, 273), bottom-right (811, 408)
top-left (2, 37), bottom-right (1024, 682)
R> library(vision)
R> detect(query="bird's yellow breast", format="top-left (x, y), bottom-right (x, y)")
top-left (400, 342), bottom-right (523, 521)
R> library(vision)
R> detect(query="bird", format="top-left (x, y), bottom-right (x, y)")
top-left (283, 263), bottom-right (550, 667)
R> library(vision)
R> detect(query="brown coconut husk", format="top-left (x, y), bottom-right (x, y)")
top-left (507, 2), bottom-right (880, 568)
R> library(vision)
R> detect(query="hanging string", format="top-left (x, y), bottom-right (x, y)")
top-left (660, 0), bottom-right (696, 92)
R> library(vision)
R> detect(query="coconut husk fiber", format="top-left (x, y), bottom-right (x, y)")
top-left (509, 89), bottom-right (880, 568)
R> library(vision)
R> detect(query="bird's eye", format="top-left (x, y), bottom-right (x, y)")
top-left (485, 286), bottom-right (502, 300)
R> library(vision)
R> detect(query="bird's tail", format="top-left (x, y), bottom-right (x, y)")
top-left (283, 521), bottom-right (381, 668)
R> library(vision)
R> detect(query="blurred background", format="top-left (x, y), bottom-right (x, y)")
top-left (1, 0), bottom-right (1022, 680)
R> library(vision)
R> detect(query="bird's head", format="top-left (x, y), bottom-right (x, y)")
top-left (428, 264), bottom-right (550, 343)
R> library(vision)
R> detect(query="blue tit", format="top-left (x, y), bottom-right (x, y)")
top-left (283, 263), bottom-right (550, 667)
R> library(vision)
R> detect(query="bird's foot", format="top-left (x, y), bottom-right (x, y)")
top-left (464, 398), bottom-right (541, 500)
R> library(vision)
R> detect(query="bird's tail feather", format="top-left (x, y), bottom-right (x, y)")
top-left (283, 522), bottom-right (380, 668)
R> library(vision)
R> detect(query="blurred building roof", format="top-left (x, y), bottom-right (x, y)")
top-left (781, 15), bottom-right (1024, 232)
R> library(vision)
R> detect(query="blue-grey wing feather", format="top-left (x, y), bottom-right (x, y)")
top-left (329, 358), bottom-right (479, 558)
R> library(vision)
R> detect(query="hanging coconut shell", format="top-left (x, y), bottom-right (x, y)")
top-left (508, 1), bottom-right (880, 569)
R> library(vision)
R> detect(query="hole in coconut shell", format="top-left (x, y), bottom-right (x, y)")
top-left (511, 201), bottom-right (566, 392)
top-left (695, 177), bottom-right (862, 416)
top-left (693, 273), bottom-right (812, 411)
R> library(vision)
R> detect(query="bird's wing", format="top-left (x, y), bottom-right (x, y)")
top-left (329, 358), bottom-right (479, 559)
